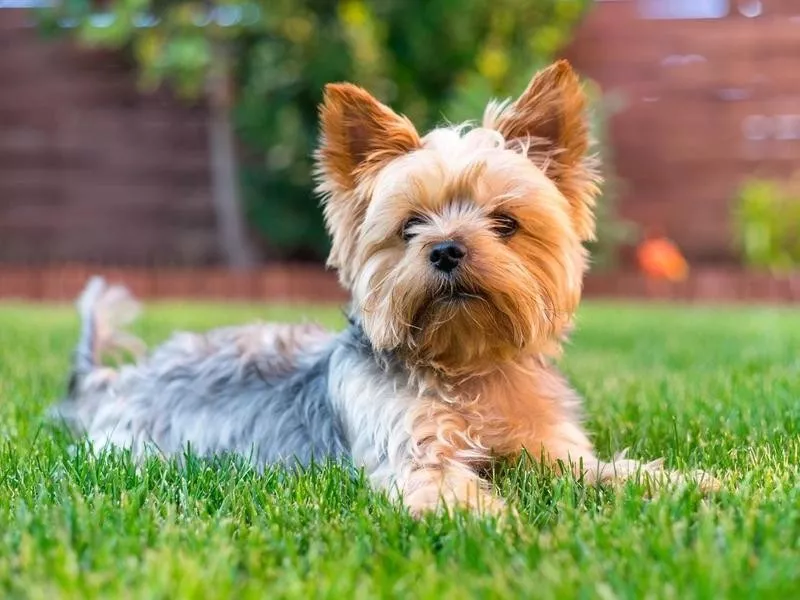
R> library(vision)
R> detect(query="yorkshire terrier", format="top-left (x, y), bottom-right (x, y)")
top-left (53, 60), bottom-right (717, 516)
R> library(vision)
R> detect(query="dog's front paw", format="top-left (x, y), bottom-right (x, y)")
top-left (600, 450), bottom-right (721, 494)
top-left (404, 485), bottom-right (507, 518)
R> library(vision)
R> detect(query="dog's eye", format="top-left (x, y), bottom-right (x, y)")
top-left (402, 216), bottom-right (426, 241)
top-left (491, 214), bottom-right (518, 238)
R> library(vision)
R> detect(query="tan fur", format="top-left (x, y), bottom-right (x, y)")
top-left (315, 60), bottom-right (718, 516)
top-left (316, 83), bottom-right (422, 286)
top-left (233, 323), bottom-right (333, 376)
top-left (90, 283), bottom-right (146, 362)
top-left (483, 60), bottom-right (600, 242)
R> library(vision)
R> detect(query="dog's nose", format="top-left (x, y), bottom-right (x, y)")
top-left (429, 241), bottom-right (466, 273)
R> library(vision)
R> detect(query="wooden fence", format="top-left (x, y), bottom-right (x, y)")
top-left (0, 266), bottom-right (797, 304)
top-left (566, 0), bottom-right (800, 264)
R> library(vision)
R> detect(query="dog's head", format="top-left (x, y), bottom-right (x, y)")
top-left (315, 60), bottom-right (601, 375)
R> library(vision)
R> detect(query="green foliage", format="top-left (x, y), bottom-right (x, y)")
top-left (37, 0), bottom-right (253, 98)
top-left (3, 302), bottom-right (800, 596)
top-left (35, 0), bottom-right (642, 262)
top-left (734, 176), bottom-right (800, 271)
top-left (584, 84), bottom-right (637, 271)
top-left (233, 0), bottom-right (594, 258)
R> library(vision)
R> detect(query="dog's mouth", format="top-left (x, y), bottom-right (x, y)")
top-left (431, 283), bottom-right (487, 305)
top-left (411, 286), bottom-right (488, 327)
top-left (441, 287), bottom-right (484, 300)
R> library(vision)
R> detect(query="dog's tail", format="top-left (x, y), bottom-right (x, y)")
top-left (66, 276), bottom-right (145, 398)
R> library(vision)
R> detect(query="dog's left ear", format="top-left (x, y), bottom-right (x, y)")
top-left (485, 60), bottom-right (601, 241)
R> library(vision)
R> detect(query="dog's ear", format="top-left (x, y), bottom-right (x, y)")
top-left (315, 83), bottom-right (421, 284)
top-left (484, 60), bottom-right (601, 241)
top-left (316, 83), bottom-right (421, 190)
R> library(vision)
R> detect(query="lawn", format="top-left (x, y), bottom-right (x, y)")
top-left (0, 300), bottom-right (799, 599)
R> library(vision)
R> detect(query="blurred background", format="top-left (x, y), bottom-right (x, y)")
top-left (0, 0), bottom-right (798, 302)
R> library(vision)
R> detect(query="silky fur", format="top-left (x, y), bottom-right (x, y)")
top-left (54, 61), bottom-right (717, 516)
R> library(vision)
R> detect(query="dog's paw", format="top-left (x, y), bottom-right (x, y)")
top-left (404, 487), bottom-right (508, 518)
top-left (663, 467), bottom-right (722, 493)
top-left (600, 451), bottom-right (721, 494)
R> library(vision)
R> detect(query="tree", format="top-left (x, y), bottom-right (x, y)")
top-left (37, 0), bottom-right (597, 262)
top-left (39, 0), bottom-right (257, 268)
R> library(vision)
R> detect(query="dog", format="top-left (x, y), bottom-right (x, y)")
top-left (53, 60), bottom-right (717, 516)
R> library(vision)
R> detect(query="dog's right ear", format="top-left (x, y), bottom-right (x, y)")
top-left (315, 84), bottom-right (420, 284)
top-left (316, 83), bottom-right (421, 189)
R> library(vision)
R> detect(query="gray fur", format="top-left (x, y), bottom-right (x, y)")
top-left (54, 280), bottom-right (351, 468)
top-left (52, 277), bottom-right (714, 508)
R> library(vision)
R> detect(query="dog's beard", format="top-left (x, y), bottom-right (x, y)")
top-left (406, 281), bottom-right (528, 374)
top-left (410, 281), bottom-right (487, 329)
top-left (359, 268), bottom-right (546, 376)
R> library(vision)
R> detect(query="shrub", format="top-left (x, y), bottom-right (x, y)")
top-left (583, 83), bottom-right (637, 271)
top-left (734, 176), bottom-right (800, 271)
top-left (37, 0), bottom-right (635, 265)
top-left (233, 0), bottom-right (594, 259)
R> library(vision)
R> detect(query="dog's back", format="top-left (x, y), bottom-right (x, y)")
top-left (53, 278), bottom-right (349, 468)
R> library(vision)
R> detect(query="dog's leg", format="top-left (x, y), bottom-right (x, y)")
top-left (337, 370), bottom-right (507, 517)
top-left (398, 405), bottom-right (505, 516)
top-left (485, 363), bottom-right (720, 493)
top-left (400, 453), bottom-right (505, 517)
top-left (526, 420), bottom-right (720, 492)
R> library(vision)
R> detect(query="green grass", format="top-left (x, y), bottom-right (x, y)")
top-left (1, 301), bottom-right (799, 599)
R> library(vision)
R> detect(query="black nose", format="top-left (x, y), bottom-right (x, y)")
top-left (429, 241), bottom-right (466, 273)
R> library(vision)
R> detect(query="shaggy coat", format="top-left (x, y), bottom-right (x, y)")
top-left (54, 61), bottom-right (717, 515)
